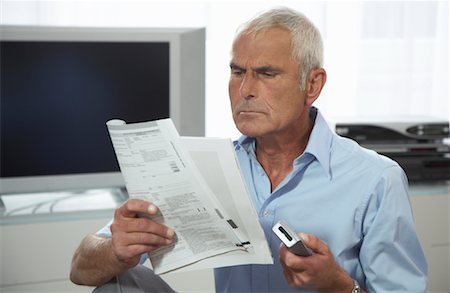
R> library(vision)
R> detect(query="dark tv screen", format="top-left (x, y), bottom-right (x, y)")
top-left (1, 41), bottom-right (170, 177)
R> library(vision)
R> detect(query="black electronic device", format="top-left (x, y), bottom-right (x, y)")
top-left (335, 119), bottom-right (449, 144)
top-left (334, 117), bottom-right (450, 182)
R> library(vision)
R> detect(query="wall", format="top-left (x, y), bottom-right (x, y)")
top-left (1, 0), bottom-right (448, 139)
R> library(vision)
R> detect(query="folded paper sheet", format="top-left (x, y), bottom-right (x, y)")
top-left (107, 118), bottom-right (272, 274)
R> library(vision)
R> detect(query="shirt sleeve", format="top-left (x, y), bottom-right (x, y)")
top-left (96, 219), bottom-right (113, 238)
top-left (359, 165), bottom-right (428, 292)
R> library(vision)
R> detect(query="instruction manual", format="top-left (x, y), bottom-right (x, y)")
top-left (106, 118), bottom-right (273, 274)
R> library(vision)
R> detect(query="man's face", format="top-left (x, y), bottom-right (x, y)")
top-left (229, 27), bottom-right (308, 138)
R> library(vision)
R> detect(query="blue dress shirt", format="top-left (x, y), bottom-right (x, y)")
top-left (214, 107), bottom-right (427, 292)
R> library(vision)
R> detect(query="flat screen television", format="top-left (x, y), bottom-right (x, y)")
top-left (0, 26), bottom-right (205, 194)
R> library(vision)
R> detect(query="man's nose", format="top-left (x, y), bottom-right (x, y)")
top-left (239, 73), bottom-right (256, 99)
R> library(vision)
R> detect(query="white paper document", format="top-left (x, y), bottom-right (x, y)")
top-left (106, 118), bottom-right (272, 274)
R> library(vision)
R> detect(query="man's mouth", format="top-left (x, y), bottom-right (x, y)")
top-left (238, 110), bottom-right (262, 115)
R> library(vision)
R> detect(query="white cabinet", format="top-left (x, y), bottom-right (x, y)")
top-left (410, 183), bottom-right (450, 292)
top-left (0, 217), bottom-right (103, 292)
top-left (1, 184), bottom-right (448, 292)
top-left (0, 189), bottom-right (122, 293)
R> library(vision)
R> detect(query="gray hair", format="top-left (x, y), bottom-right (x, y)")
top-left (234, 7), bottom-right (324, 90)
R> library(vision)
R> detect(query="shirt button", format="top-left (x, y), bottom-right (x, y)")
top-left (262, 210), bottom-right (269, 217)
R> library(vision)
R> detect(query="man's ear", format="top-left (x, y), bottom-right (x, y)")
top-left (305, 68), bottom-right (326, 106)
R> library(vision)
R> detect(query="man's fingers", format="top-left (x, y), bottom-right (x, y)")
top-left (133, 232), bottom-right (174, 246)
top-left (279, 242), bottom-right (308, 269)
top-left (300, 233), bottom-right (329, 255)
top-left (117, 199), bottom-right (159, 218)
top-left (118, 231), bottom-right (174, 247)
top-left (111, 229), bottom-right (175, 266)
top-left (113, 217), bottom-right (175, 240)
top-left (112, 240), bottom-right (159, 265)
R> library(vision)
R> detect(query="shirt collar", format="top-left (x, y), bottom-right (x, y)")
top-left (304, 107), bottom-right (333, 180)
top-left (235, 134), bottom-right (255, 152)
top-left (235, 107), bottom-right (333, 179)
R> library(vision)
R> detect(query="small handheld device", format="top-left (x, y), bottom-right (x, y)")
top-left (272, 220), bottom-right (312, 257)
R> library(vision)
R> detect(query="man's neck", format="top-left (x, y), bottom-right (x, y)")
top-left (255, 116), bottom-right (314, 191)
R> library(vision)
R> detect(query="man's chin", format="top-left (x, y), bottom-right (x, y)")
top-left (234, 116), bottom-right (269, 137)
top-left (236, 125), bottom-right (264, 138)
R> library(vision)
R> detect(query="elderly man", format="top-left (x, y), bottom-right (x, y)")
top-left (71, 7), bottom-right (427, 292)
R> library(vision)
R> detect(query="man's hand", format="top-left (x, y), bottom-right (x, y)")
top-left (70, 199), bottom-right (174, 286)
top-left (110, 199), bottom-right (175, 268)
top-left (279, 233), bottom-right (355, 292)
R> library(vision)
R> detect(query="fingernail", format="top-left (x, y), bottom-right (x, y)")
top-left (147, 204), bottom-right (157, 214)
top-left (167, 228), bottom-right (175, 239)
top-left (300, 233), bottom-right (309, 242)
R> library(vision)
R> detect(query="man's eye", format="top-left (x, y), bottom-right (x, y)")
top-left (261, 71), bottom-right (276, 78)
top-left (231, 69), bottom-right (244, 76)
